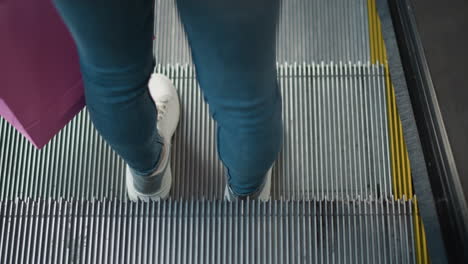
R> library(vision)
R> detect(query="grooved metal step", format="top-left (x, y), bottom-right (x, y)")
top-left (0, 199), bottom-right (416, 264)
top-left (0, 63), bottom-right (391, 201)
top-left (153, 0), bottom-right (371, 64)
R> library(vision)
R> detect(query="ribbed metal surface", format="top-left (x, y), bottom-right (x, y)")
top-left (0, 2), bottom-right (422, 262)
top-left (274, 63), bottom-right (391, 200)
top-left (0, 198), bottom-right (416, 264)
top-left (0, 63), bottom-right (391, 200)
top-left (153, 0), bottom-right (370, 64)
top-left (0, 110), bottom-right (126, 200)
top-left (157, 64), bottom-right (225, 200)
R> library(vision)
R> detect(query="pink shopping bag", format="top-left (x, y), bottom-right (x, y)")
top-left (0, 0), bottom-right (85, 149)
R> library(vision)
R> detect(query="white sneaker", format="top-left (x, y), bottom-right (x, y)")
top-left (126, 73), bottom-right (180, 202)
top-left (224, 167), bottom-right (273, 202)
top-left (149, 74), bottom-right (181, 141)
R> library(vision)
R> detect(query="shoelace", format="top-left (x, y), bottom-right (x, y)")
top-left (156, 100), bottom-right (168, 121)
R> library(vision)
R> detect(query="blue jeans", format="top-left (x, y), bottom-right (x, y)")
top-left (53, 0), bottom-right (283, 195)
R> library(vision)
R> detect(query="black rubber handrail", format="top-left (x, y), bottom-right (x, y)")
top-left (388, 0), bottom-right (468, 262)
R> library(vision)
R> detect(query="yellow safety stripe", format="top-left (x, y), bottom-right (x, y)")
top-left (367, 0), bottom-right (429, 262)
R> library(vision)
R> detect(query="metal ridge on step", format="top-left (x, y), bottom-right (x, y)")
top-left (153, 0), bottom-right (370, 64)
top-left (0, 63), bottom-right (392, 201)
top-left (0, 198), bottom-right (416, 264)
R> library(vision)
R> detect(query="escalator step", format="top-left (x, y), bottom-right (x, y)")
top-left (153, 0), bottom-right (371, 64)
top-left (0, 199), bottom-right (416, 264)
top-left (0, 63), bottom-right (392, 201)
top-left (0, 0), bottom-right (425, 262)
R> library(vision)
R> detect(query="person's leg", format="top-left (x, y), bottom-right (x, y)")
top-left (176, 0), bottom-right (283, 196)
top-left (52, 0), bottom-right (163, 176)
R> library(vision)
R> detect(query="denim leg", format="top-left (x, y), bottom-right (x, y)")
top-left (52, 0), bottom-right (163, 175)
top-left (176, 0), bottom-right (283, 195)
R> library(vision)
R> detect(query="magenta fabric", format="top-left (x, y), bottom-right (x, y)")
top-left (0, 0), bottom-right (85, 149)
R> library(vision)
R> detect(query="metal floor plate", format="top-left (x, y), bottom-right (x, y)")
top-left (153, 0), bottom-right (371, 64)
top-left (0, 63), bottom-right (391, 201)
top-left (0, 199), bottom-right (416, 264)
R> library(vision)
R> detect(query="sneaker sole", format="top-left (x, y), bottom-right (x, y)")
top-left (257, 168), bottom-right (272, 202)
top-left (126, 162), bottom-right (172, 202)
top-left (224, 167), bottom-right (273, 202)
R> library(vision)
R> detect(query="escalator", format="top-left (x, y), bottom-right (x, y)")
top-left (1, 0), bottom-right (466, 263)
